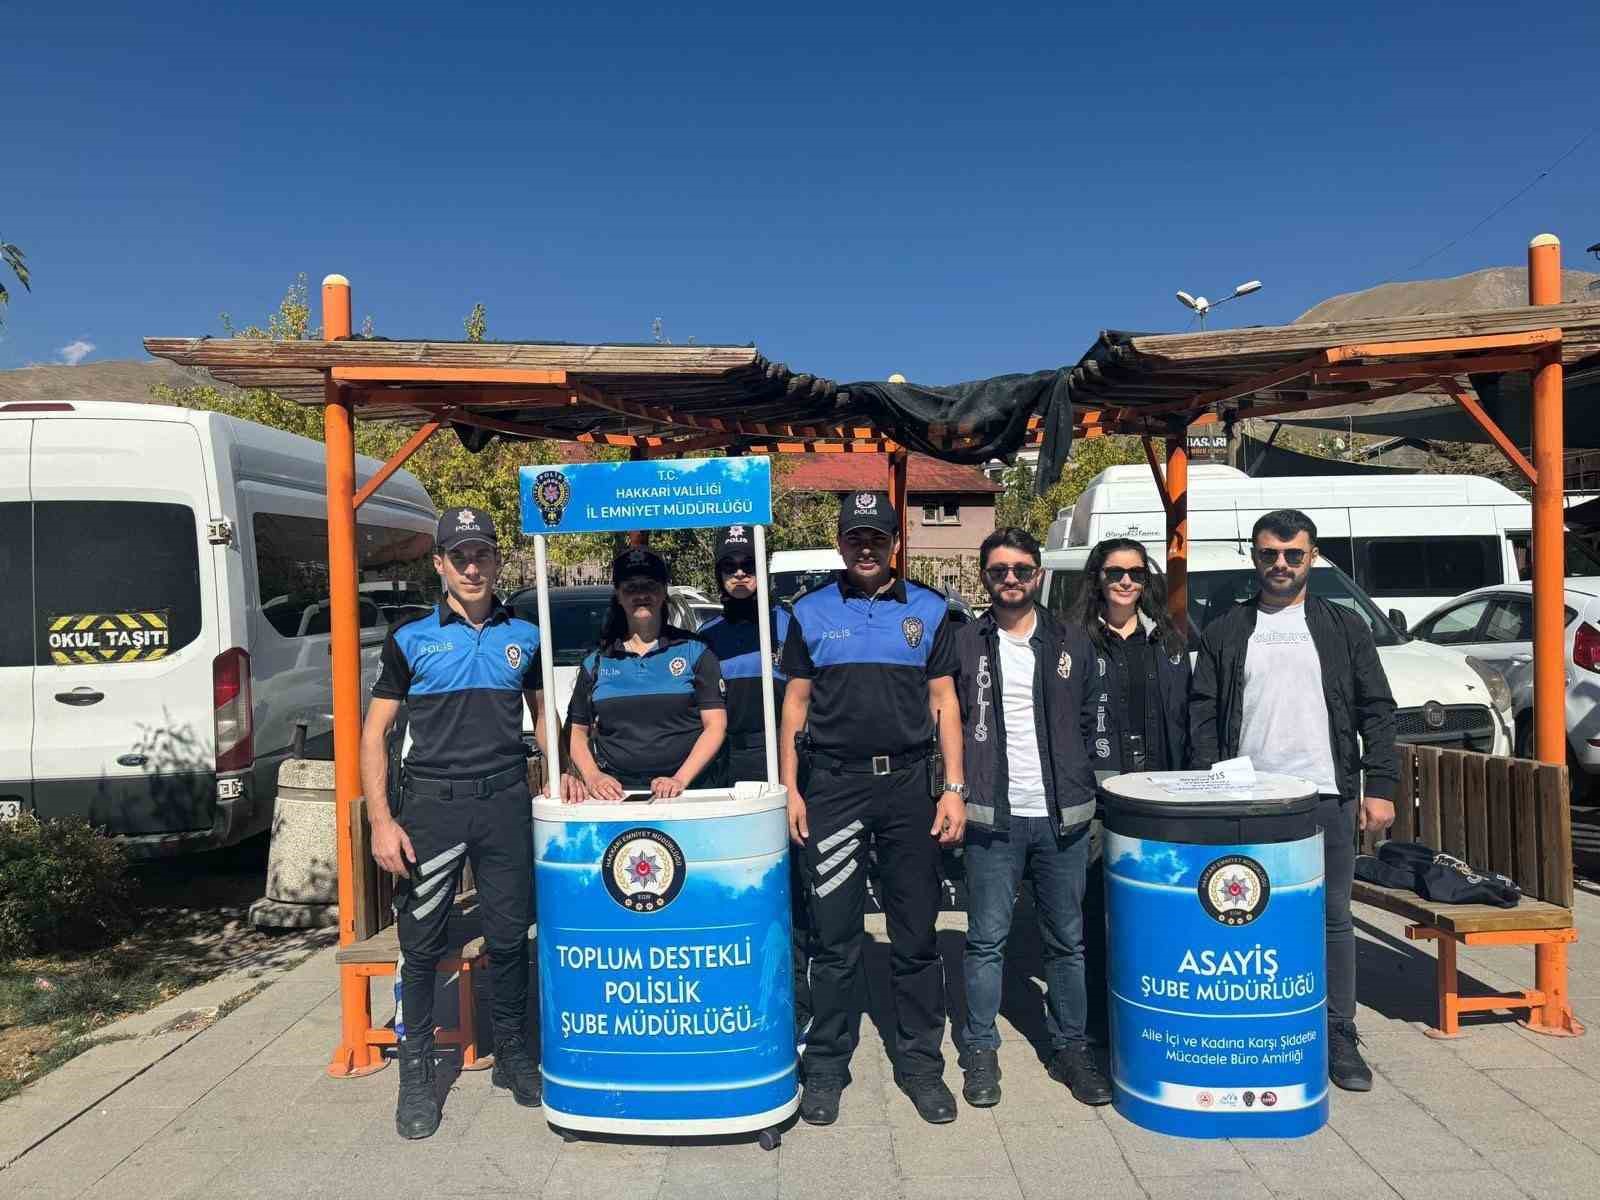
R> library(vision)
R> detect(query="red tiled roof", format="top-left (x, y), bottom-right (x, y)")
top-left (778, 453), bottom-right (1002, 496)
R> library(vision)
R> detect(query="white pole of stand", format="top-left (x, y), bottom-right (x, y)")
top-left (753, 524), bottom-right (778, 785)
top-left (533, 533), bottom-right (562, 799)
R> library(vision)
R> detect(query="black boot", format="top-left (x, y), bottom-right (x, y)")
top-left (961, 1048), bottom-right (1002, 1108)
top-left (1328, 1019), bottom-right (1373, 1092)
top-left (799, 1074), bottom-right (846, 1125)
top-left (395, 1034), bottom-right (442, 1140)
top-left (1047, 1041), bottom-right (1112, 1106)
top-left (492, 1034), bottom-right (543, 1107)
top-left (896, 1073), bottom-right (958, 1124)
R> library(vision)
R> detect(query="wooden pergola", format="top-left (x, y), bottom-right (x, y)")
top-left (144, 232), bottom-right (1593, 1075)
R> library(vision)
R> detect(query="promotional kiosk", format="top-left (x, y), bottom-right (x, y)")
top-left (519, 456), bottom-right (798, 1148)
top-left (1101, 769), bottom-right (1328, 1139)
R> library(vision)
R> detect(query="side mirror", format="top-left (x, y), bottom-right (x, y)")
top-left (1387, 608), bottom-right (1409, 634)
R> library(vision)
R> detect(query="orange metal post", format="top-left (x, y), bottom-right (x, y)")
top-left (322, 276), bottom-right (381, 1077)
top-left (888, 448), bottom-right (910, 576)
top-left (353, 418), bottom-right (442, 511)
top-left (1164, 432), bottom-right (1188, 631)
top-left (1529, 236), bottom-right (1566, 766)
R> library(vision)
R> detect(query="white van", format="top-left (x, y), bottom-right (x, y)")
top-left (0, 401), bottom-right (437, 856)
top-left (1046, 465), bottom-right (1600, 628)
top-left (1041, 542), bottom-right (1514, 757)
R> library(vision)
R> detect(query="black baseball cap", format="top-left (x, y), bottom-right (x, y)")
top-left (612, 547), bottom-right (670, 587)
top-left (714, 525), bottom-right (757, 566)
top-left (436, 506), bottom-right (497, 552)
top-left (838, 490), bottom-right (898, 537)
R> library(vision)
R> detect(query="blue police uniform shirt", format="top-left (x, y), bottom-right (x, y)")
top-left (372, 598), bottom-right (542, 778)
top-left (780, 573), bottom-right (957, 758)
top-left (568, 628), bottom-right (725, 778)
top-left (698, 604), bottom-right (790, 744)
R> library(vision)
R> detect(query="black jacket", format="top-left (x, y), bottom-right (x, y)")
top-left (1085, 618), bottom-right (1191, 780)
top-left (1190, 594), bottom-right (1399, 801)
top-left (953, 605), bottom-right (1098, 836)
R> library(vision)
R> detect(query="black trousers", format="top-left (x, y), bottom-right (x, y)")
top-left (801, 761), bottom-right (945, 1080)
top-left (1318, 795), bottom-right (1358, 1023)
top-left (729, 741), bottom-right (815, 1031)
top-left (393, 777), bottom-right (532, 1046)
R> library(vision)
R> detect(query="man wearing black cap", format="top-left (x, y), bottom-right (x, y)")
top-left (360, 506), bottom-right (550, 1140)
top-left (779, 491), bottom-right (967, 1126)
top-left (698, 526), bottom-right (812, 1035)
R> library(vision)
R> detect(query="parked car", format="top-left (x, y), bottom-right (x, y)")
top-left (1047, 463), bottom-right (1600, 628)
top-left (0, 400), bottom-right (437, 855)
top-left (1041, 543), bottom-right (1515, 757)
top-left (1410, 581), bottom-right (1600, 775)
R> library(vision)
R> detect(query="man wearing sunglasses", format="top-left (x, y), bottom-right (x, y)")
top-left (952, 527), bottom-right (1110, 1110)
top-left (1191, 509), bottom-right (1398, 1093)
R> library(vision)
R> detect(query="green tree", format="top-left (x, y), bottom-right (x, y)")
top-left (994, 436), bottom-right (1148, 540)
top-left (0, 239), bottom-right (29, 324)
top-left (464, 303), bottom-right (488, 343)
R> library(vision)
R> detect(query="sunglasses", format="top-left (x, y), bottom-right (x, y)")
top-left (1101, 567), bottom-right (1148, 585)
top-left (1253, 547), bottom-right (1309, 566)
top-left (983, 564), bottom-right (1038, 583)
top-left (720, 559), bottom-right (758, 576)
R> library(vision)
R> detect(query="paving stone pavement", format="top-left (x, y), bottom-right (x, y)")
top-left (4, 887), bottom-right (1599, 1199)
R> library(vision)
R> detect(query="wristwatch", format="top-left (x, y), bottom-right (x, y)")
top-left (943, 782), bottom-right (969, 799)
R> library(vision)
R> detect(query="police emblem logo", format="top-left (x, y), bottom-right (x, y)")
top-left (726, 524), bottom-right (747, 539)
top-left (669, 656), bottom-right (688, 676)
top-left (505, 644), bottom-right (522, 670)
top-left (532, 469), bottom-right (572, 527)
top-left (854, 493), bottom-right (878, 514)
top-left (1197, 854), bottom-right (1271, 927)
top-left (1056, 651), bottom-right (1071, 679)
top-left (601, 827), bottom-right (687, 913)
top-left (901, 616), bottom-right (924, 648)
top-left (455, 510), bottom-right (480, 531)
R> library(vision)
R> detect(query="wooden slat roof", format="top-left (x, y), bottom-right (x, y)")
top-left (1066, 300), bottom-right (1600, 431)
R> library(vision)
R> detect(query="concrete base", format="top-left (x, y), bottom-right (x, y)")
top-left (251, 758), bottom-right (338, 931)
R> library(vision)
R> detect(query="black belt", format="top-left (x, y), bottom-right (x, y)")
top-left (402, 763), bottom-right (526, 800)
top-left (808, 747), bottom-right (930, 776)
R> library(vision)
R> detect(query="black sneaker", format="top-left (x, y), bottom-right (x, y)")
top-left (1328, 1019), bottom-right (1373, 1092)
top-left (395, 1034), bottom-right (442, 1140)
top-left (1047, 1041), bottom-right (1112, 1106)
top-left (896, 1073), bottom-right (958, 1124)
top-left (491, 1035), bottom-right (543, 1107)
top-left (799, 1074), bottom-right (846, 1125)
top-left (961, 1048), bottom-right (1002, 1108)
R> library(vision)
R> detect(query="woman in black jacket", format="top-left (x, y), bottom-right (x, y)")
top-left (1071, 538), bottom-right (1191, 778)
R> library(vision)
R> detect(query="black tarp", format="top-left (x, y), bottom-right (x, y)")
top-left (1239, 435), bottom-right (1416, 477)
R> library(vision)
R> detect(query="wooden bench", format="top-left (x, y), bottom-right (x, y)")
top-left (330, 795), bottom-right (491, 1073)
top-left (1353, 744), bottom-right (1583, 1038)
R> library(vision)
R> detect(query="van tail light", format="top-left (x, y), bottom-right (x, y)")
top-left (213, 648), bottom-right (254, 773)
top-left (1574, 623), bottom-right (1600, 674)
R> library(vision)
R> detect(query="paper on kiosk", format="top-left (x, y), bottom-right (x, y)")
top-left (1160, 757), bottom-right (1257, 794)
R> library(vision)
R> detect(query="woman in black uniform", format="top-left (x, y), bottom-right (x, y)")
top-left (567, 547), bottom-right (727, 799)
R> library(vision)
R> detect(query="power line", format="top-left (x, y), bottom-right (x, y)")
top-left (1379, 125), bottom-right (1597, 284)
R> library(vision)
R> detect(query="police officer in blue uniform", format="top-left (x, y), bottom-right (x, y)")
top-left (360, 506), bottom-right (550, 1141)
top-left (779, 491), bottom-right (967, 1126)
top-left (568, 547), bottom-right (727, 799)
top-left (697, 525), bottom-right (813, 1037)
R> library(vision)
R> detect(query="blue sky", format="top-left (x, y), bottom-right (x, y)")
top-left (5, 2), bottom-right (1598, 381)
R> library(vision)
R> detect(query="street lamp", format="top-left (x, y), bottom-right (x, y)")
top-left (1175, 279), bottom-right (1263, 329)
top-left (1587, 242), bottom-right (1600, 263)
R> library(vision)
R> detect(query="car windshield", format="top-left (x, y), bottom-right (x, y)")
top-left (771, 569), bottom-right (837, 604)
top-left (509, 592), bottom-right (614, 666)
top-left (1046, 564), bottom-right (1405, 649)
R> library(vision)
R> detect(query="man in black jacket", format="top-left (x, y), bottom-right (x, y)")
top-left (952, 528), bottom-right (1111, 1109)
top-left (1190, 509), bottom-right (1398, 1092)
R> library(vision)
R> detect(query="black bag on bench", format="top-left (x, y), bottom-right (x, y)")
top-left (1356, 840), bottom-right (1521, 908)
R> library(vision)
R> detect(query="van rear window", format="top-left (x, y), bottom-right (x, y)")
top-left (0, 503), bottom-right (32, 668)
top-left (32, 501), bottom-right (203, 665)
top-left (254, 513), bottom-right (436, 638)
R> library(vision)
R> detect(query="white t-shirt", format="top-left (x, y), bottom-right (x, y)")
top-left (1238, 603), bottom-right (1340, 795)
top-left (997, 625), bottom-right (1049, 818)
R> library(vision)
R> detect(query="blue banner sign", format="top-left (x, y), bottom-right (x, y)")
top-left (519, 455), bottom-right (772, 535)
top-left (1106, 830), bottom-right (1328, 1138)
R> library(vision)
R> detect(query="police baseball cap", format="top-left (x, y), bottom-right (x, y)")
top-left (838, 490), bottom-right (898, 537)
top-left (436, 506), bottom-right (497, 552)
top-left (714, 525), bottom-right (757, 565)
top-left (612, 547), bottom-right (670, 587)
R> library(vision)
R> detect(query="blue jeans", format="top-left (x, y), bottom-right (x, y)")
top-left (961, 816), bottom-right (1090, 1054)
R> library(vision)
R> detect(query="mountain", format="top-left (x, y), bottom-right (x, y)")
top-left (0, 360), bottom-right (237, 407)
top-left (1297, 265), bottom-right (1600, 324)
